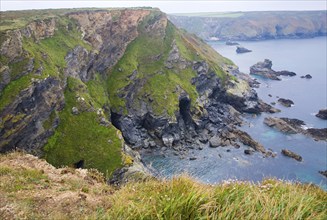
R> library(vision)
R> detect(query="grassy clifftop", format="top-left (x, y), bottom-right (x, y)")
top-left (1, 152), bottom-right (326, 219)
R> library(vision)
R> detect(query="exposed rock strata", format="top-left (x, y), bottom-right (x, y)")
top-left (264, 117), bottom-right (327, 141)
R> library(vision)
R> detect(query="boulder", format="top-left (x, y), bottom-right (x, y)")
top-left (162, 134), bottom-right (174, 148)
top-left (236, 46), bottom-right (252, 53)
top-left (278, 98), bottom-right (294, 107)
top-left (316, 109), bottom-right (327, 120)
top-left (281, 149), bottom-right (302, 162)
top-left (72, 107), bottom-right (79, 115)
top-left (209, 136), bottom-right (222, 148)
top-left (244, 149), bottom-right (255, 155)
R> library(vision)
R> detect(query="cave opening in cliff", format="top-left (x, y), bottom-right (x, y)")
top-left (74, 160), bottom-right (84, 169)
top-left (110, 111), bottom-right (122, 130)
top-left (179, 97), bottom-right (193, 128)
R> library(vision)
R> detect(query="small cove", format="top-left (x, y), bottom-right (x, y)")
top-left (142, 37), bottom-right (327, 189)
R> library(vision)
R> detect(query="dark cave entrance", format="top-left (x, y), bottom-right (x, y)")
top-left (74, 160), bottom-right (84, 169)
top-left (110, 111), bottom-right (122, 130)
top-left (179, 97), bottom-right (194, 128)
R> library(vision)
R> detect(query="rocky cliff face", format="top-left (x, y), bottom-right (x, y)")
top-left (169, 11), bottom-right (327, 41)
top-left (0, 8), bottom-right (275, 178)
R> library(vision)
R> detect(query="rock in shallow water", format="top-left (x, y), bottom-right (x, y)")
top-left (278, 98), bottom-right (294, 107)
top-left (244, 149), bottom-right (255, 155)
top-left (209, 136), bottom-right (222, 148)
top-left (281, 149), bottom-right (302, 162)
top-left (318, 170), bottom-right (327, 178)
top-left (316, 109), bottom-right (327, 120)
top-left (250, 59), bottom-right (296, 80)
top-left (300, 74), bottom-right (312, 79)
top-left (236, 46), bottom-right (252, 53)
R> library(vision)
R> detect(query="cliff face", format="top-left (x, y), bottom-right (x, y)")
top-left (169, 11), bottom-right (327, 41)
top-left (0, 8), bottom-right (274, 176)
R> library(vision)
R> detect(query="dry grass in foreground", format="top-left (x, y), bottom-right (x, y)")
top-left (0, 152), bottom-right (326, 219)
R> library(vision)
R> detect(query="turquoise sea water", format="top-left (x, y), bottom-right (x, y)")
top-left (142, 37), bottom-right (327, 189)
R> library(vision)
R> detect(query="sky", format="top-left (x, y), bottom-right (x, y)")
top-left (1, 0), bottom-right (326, 13)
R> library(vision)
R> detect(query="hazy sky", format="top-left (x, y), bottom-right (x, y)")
top-left (1, 1), bottom-right (326, 13)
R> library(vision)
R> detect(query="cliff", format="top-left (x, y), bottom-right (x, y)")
top-left (1, 8), bottom-right (275, 177)
top-left (169, 11), bottom-right (327, 41)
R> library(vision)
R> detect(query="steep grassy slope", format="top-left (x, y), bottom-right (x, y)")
top-left (169, 11), bottom-right (327, 40)
top-left (107, 10), bottom-right (233, 117)
top-left (1, 153), bottom-right (326, 219)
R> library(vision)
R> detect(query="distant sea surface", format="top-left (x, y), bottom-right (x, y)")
top-left (142, 37), bottom-right (327, 189)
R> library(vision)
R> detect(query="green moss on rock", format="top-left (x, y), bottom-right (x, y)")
top-left (44, 77), bottom-right (123, 177)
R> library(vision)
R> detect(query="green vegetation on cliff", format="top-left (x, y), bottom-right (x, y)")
top-left (107, 11), bottom-right (232, 117)
top-left (1, 153), bottom-right (326, 219)
top-left (44, 77), bottom-right (123, 176)
top-left (1, 8), bottom-right (234, 176)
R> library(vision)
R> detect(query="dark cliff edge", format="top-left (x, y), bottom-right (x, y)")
top-left (0, 8), bottom-right (277, 181)
top-left (169, 11), bottom-right (327, 41)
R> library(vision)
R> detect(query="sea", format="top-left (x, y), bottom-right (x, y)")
top-left (142, 37), bottom-right (327, 190)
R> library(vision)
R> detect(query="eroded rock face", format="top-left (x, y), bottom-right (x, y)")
top-left (64, 46), bottom-right (96, 82)
top-left (68, 9), bottom-right (154, 73)
top-left (0, 30), bottom-right (23, 62)
top-left (0, 77), bottom-right (64, 153)
top-left (23, 18), bottom-right (57, 41)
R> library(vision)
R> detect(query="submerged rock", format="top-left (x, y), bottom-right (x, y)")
top-left (300, 74), bottom-right (312, 79)
top-left (316, 109), bottom-right (327, 120)
top-left (226, 41), bottom-right (239, 46)
top-left (278, 98), bottom-right (294, 107)
top-left (236, 46), bottom-right (252, 53)
top-left (318, 170), bottom-right (327, 178)
top-left (281, 149), bottom-right (302, 162)
top-left (244, 149), bottom-right (255, 155)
